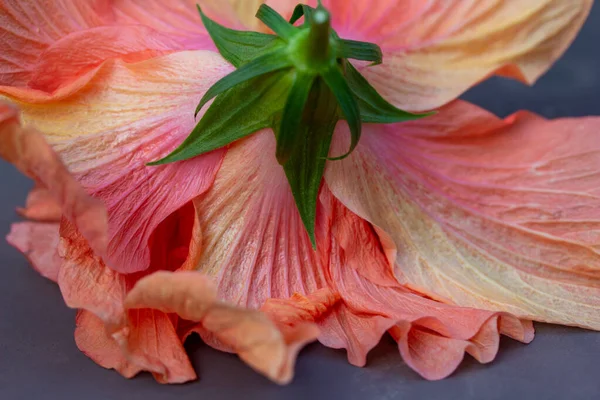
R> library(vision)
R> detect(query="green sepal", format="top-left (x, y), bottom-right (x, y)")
top-left (276, 72), bottom-right (316, 165)
top-left (197, 5), bottom-right (279, 68)
top-left (256, 4), bottom-right (297, 40)
top-left (338, 39), bottom-right (382, 65)
top-left (281, 78), bottom-right (338, 248)
top-left (344, 61), bottom-right (433, 124)
top-left (289, 4), bottom-right (316, 25)
top-left (195, 50), bottom-right (293, 117)
top-left (149, 72), bottom-right (291, 166)
top-left (322, 65), bottom-right (361, 161)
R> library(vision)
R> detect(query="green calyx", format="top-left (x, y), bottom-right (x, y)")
top-left (150, 2), bottom-right (432, 247)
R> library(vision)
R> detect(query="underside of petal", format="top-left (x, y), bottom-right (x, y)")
top-left (125, 271), bottom-right (325, 384)
top-left (0, 101), bottom-right (108, 256)
top-left (326, 100), bottom-right (600, 330)
top-left (322, 0), bottom-right (592, 111)
top-left (16, 186), bottom-right (62, 222)
top-left (0, 0), bottom-right (112, 88)
top-left (61, 202), bottom-right (203, 383)
top-left (187, 130), bottom-right (534, 380)
top-left (7, 52), bottom-right (231, 274)
top-left (7, 222), bottom-right (61, 282)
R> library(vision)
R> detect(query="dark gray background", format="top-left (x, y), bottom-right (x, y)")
top-left (1, 5), bottom-right (599, 400)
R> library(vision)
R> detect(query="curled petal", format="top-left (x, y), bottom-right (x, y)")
top-left (111, 309), bottom-right (196, 384)
top-left (124, 272), bottom-right (218, 321)
top-left (261, 289), bottom-right (341, 330)
top-left (62, 203), bottom-right (202, 383)
top-left (389, 314), bottom-right (533, 381)
top-left (317, 190), bottom-right (534, 379)
top-left (326, 100), bottom-right (600, 330)
top-left (24, 26), bottom-right (179, 98)
top-left (7, 52), bottom-right (231, 273)
top-left (323, 0), bottom-right (592, 111)
top-left (76, 308), bottom-right (196, 384)
top-left (0, 0), bottom-right (111, 89)
top-left (125, 271), bottom-right (324, 384)
top-left (202, 305), bottom-right (318, 385)
top-left (7, 222), bottom-right (61, 282)
top-left (0, 101), bottom-right (108, 255)
top-left (188, 131), bottom-right (533, 379)
top-left (75, 310), bottom-right (142, 379)
top-left (16, 186), bottom-right (62, 222)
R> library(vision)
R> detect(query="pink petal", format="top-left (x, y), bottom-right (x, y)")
top-left (317, 189), bottom-right (533, 380)
top-left (0, 0), bottom-right (229, 100)
top-left (6, 222), bottom-right (61, 282)
top-left (0, 0), bottom-right (111, 88)
top-left (75, 310), bottom-right (143, 379)
top-left (0, 101), bottom-right (108, 256)
top-left (16, 186), bottom-right (62, 222)
top-left (6, 51), bottom-right (231, 274)
top-left (125, 271), bottom-right (328, 384)
top-left (187, 130), bottom-right (533, 379)
top-left (322, 0), bottom-right (592, 111)
top-left (326, 100), bottom-right (600, 330)
top-left (63, 202), bottom-right (202, 383)
top-left (111, 1), bottom-right (261, 38)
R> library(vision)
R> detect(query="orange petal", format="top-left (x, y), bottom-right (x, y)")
top-left (326, 100), bottom-right (600, 330)
top-left (0, 101), bottom-right (108, 255)
top-left (6, 222), bottom-right (61, 282)
top-left (0, 0), bottom-right (110, 89)
top-left (75, 308), bottom-right (196, 384)
top-left (125, 271), bottom-right (324, 384)
top-left (6, 52), bottom-right (231, 274)
top-left (322, 0), bottom-right (592, 111)
top-left (316, 189), bottom-right (533, 380)
top-left (21, 26), bottom-right (179, 98)
top-left (61, 203), bottom-right (202, 383)
top-left (16, 186), bottom-right (62, 222)
top-left (112, 309), bottom-right (197, 384)
top-left (0, 1), bottom-right (221, 99)
top-left (75, 310), bottom-right (142, 379)
top-left (187, 130), bottom-right (533, 379)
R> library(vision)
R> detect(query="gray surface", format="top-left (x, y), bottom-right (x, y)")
top-left (1, 5), bottom-right (600, 400)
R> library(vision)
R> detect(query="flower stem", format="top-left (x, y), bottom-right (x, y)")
top-left (308, 8), bottom-right (331, 64)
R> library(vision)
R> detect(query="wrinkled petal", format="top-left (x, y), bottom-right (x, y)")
top-left (111, 0), bottom-right (266, 38)
top-left (125, 271), bottom-right (327, 384)
top-left (189, 130), bottom-right (533, 379)
top-left (76, 308), bottom-right (196, 384)
top-left (7, 52), bottom-right (230, 274)
top-left (16, 186), bottom-right (62, 222)
top-left (24, 26), bottom-right (179, 97)
top-left (326, 100), bottom-right (600, 330)
top-left (75, 310), bottom-right (143, 379)
top-left (62, 202), bottom-right (201, 383)
top-left (0, 101), bottom-right (108, 255)
top-left (322, 0), bottom-right (592, 111)
top-left (7, 222), bottom-right (61, 282)
top-left (0, 0), bottom-right (249, 99)
top-left (317, 189), bottom-right (533, 380)
top-left (0, 3), bottom-right (183, 99)
top-left (111, 309), bottom-right (197, 384)
top-left (0, 0), bottom-right (111, 88)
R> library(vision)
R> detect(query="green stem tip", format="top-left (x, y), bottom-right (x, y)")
top-left (308, 8), bottom-right (331, 63)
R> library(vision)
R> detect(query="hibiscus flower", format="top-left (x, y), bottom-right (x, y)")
top-left (1, 0), bottom-right (598, 385)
